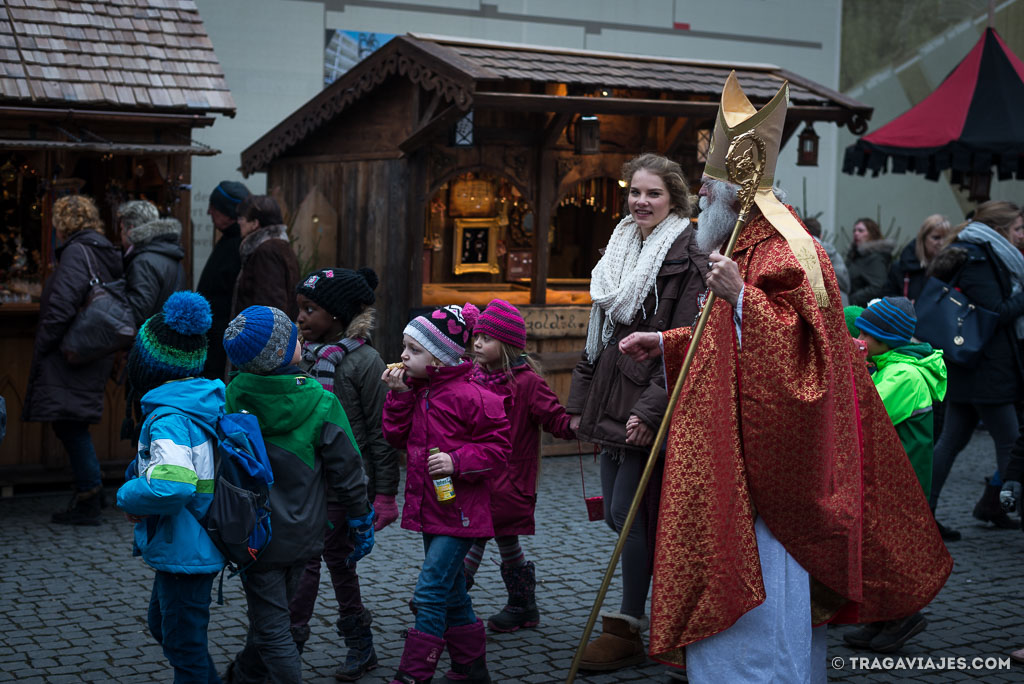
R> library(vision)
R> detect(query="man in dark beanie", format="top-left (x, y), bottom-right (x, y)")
top-left (197, 179), bottom-right (250, 380)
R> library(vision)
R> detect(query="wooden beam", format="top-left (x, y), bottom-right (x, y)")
top-left (542, 112), bottom-right (572, 148)
top-left (531, 148), bottom-right (554, 306)
top-left (472, 92), bottom-right (855, 124)
top-left (399, 104), bottom-right (466, 154)
top-left (418, 90), bottom-right (441, 128)
top-left (662, 117), bottom-right (688, 156)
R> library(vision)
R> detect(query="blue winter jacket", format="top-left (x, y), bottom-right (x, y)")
top-left (116, 378), bottom-right (226, 574)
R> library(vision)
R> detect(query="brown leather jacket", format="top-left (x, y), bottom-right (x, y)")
top-left (568, 229), bottom-right (709, 452)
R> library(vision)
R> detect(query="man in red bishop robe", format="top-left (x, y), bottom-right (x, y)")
top-left (619, 72), bottom-right (951, 682)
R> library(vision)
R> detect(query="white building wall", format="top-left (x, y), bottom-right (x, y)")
top-left (191, 0), bottom-right (843, 281)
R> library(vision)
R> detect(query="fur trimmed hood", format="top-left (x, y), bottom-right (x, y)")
top-left (128, 217), bottom-right (181, 247)
top-left (848, 238), bottom-right (896, 259)
top-left (926, 246), bottom-right (969, 282)
top-left (343, 307), bottom-right (375, 342)
top-left (239, 224), bottom-right (289, 261)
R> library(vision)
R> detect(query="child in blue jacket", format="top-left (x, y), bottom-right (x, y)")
top-left (116, 292), bottom-right (226, 683)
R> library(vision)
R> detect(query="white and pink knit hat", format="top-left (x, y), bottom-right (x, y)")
top-left (404, 303), bottom-right (480, 366)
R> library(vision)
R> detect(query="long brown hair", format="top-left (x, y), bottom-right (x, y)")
top-left (974, 200), bottom-right (1022, 238)
top-left (474, 335), bottom-right (542, 379)
top-left (853, 217), bottom-right (882, 242)
top-left (621, 154), bottom-right (693, 219)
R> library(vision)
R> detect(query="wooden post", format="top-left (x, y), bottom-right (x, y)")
top-left (531, 148), bottom-right (553, 305)
top-left (531, 113), bottom-right (570, 306)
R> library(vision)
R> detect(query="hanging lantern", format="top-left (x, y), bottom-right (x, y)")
top-left (575, 115), bottom-right (600, 155)
top-left (797, 123), bottom-right (819, 166)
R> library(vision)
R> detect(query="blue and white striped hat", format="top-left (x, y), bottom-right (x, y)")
top-left (855, 297), bottom-right (916, 348)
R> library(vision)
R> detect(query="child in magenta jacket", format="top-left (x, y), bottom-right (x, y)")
top-left (381, 303), bottom-right (511, 684)
top-left (466, 299), bottom-right (575, 634)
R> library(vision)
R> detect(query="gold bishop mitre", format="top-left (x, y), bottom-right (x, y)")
top-left (704, 71), bottom-right (828, 308)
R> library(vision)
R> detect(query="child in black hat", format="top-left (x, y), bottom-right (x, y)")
top-left (288, 267), bottom-right (401, 680)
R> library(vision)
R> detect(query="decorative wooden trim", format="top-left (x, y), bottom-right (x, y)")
top-left (242, 37), bottom-right (473, 176)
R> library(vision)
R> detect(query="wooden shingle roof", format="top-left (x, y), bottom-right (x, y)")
top-left (0, 0), bottom-right (234, 114)
top-left (242, 33), bottom-right (871, 175)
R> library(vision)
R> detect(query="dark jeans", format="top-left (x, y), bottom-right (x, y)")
top-left (601, 450), bottom-right (651, 618)
top-left (52, 420), bottom-right (102, 492)
top-left (413, 534), bottom-right (476, 637)
top-left (147, 571), bottom-right (221, 684)
top-left (930, 401), bottom-right (1019, 511)
top-left (231, 563), bottom-right (306, 684)
top-left (289, 503), bottom-right (363, 634)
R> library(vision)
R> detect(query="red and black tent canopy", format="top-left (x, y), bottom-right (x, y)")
top-left (843, 27), bottom-right (1024, 189)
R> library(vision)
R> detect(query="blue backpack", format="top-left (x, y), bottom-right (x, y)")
top-left (204, 411), bottom-right (275, 573)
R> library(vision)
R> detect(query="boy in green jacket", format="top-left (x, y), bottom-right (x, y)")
top-left (856, 297), bottom-right (947, 498)
top-left (844, 296), bottom-right (947, 654)
top-left (221, 305), bottom-right (374, 683)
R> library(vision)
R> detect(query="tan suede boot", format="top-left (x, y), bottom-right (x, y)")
top-left (578, 612), bottom-right (648, 672)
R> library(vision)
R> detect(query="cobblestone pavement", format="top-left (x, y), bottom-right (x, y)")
top-left (2, 430), bottom-right (1023, 683)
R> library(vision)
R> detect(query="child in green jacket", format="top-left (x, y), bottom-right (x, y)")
top-left (221, 305), bottom-right (374, 684)
top-left (844, 296), bottom-right (947, 654)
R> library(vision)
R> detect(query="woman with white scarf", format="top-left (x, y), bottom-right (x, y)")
top-left (927, 200), bottom-right (1024, 540)
top-left (566, 154), bottom-right (708, 672)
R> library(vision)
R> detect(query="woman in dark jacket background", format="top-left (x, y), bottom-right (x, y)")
top-left (567, 154), bottom-right (708, 671)
top-left (23, 195), bottom-right (123, 525)
top-left (117, 200), bottom-right (187, 326)
top-left (196, 179), bottom-right (250, 380)
top-left (846, 216), bottom-right (895, 306)
top-left (928, 200), bottom-right (1024, 539)
top-left (233, 194), bottom-right (299, 320)
top-left (883, 214), bottom-right (950, 301)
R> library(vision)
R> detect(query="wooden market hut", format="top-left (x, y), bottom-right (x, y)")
top-left (242, 34), bottom-right (871, 451)
top-left (0, 0), bottom-right (234, 489)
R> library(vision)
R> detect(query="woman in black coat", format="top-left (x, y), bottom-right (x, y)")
top-left (928, 201), bottom-right (1024, 538)
top-left (23, 195), bottom-right (123, 525)
top-left (846, 217), bottom-right (895, 306)
top-left (883, 214), bottom-right (950, 301)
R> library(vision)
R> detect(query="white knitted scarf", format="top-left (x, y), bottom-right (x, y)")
top-left (585, 213), bottom-right (688, 362)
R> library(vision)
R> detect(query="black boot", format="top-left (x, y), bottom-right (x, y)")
top-left (334, 608), bottom-right (377, 681)
top-left (972, 482), bottom-right (1020, 529)
top-left (934, 518), bottom-right (961, 541)
top-left (842, 621), bottom-right (885, 648)
top-left (291, 624), bottom-right (310, 655)
top-left (487, 561), bottom-right (539, 633)
top-left (868, 612), bottom-right (927, 653)
top-left (51, 486), bottom-right (102, 526)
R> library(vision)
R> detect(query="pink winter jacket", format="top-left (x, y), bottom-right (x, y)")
top-left (475, 363), bottom-right (576, 536)
top-left (382, 361), bottom-right (511, 538)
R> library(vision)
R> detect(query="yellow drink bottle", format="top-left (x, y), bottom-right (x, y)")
top-left (429, 447), bottom-right (456, 502)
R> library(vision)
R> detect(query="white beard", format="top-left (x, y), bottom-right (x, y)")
top-left (696, 189), bottom-right (739, 253)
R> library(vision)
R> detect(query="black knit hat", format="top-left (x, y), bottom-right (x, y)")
top-left (295, 267), bottom-right (378, 327)
top-left (208, 180), bottom-right (250, 219)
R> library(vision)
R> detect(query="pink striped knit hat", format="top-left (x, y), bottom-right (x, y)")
top-left (404, 302), bottom-right (480, 366)
top-left (475, 299), bottom-right (527, 349)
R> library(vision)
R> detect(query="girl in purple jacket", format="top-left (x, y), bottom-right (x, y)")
top-left (465, 299), bottom-right (575, 634)
top-left (381, 303), bottom-right (511, 684)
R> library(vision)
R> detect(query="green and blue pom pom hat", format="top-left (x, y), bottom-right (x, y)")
top-left (127, 291), bottom-right (212, 393)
